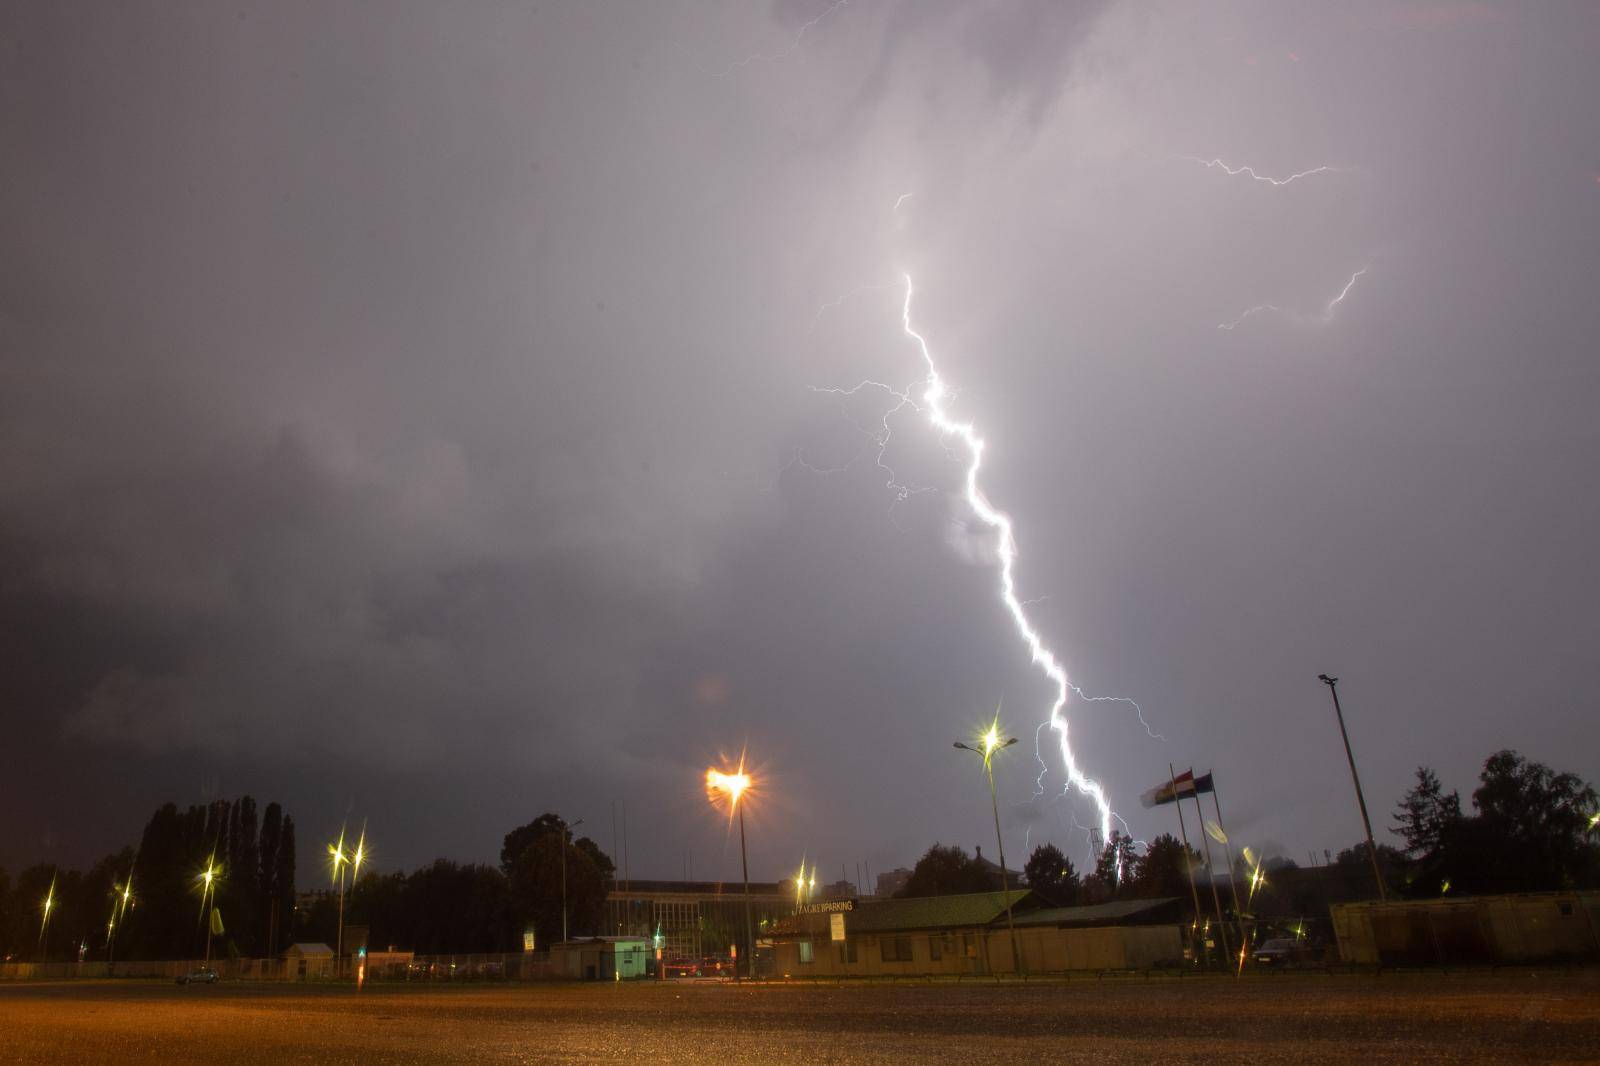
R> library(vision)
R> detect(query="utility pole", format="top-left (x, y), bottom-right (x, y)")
top-left (1319, 674), bottom-right (1387, 901)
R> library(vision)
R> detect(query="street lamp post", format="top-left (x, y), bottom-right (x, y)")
top-left (561, 817), bottom-right (585, 944)
top-left (197, 860), bottom-right (219, 965)
top-left (955, 722), bottom-right (1023, 976)
top-left (705, 762), bottom-right (755, 982)
top-left (1318, 674), bottom-right (1387, 901)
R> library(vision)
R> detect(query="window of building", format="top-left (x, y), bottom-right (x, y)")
top-left (838, 937), bottom-right (858, 965)
top-left (797, 940), bottom-right (814, 963)
top-left (881, 936), bottom-right (913, 962)
top-left (928, 935), bottom-right (943, 961)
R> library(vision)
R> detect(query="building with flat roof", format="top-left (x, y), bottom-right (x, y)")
top-left (605, 879), bottom-right (792, 962)
top-left (766, 891), bottom-right (1184, 976)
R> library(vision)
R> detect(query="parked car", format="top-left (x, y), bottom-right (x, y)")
top-left (176, 968), bottom-right (219, 985)
top-left (661, 955), bottom-right (700, 978)
top-left (1251, 939), bottom-right (1301, 967)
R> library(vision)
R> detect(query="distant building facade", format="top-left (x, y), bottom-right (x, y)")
top-left (766, 891), bottom-right (1183, 976)
top-left (604, 879), bottom-right (791, 961)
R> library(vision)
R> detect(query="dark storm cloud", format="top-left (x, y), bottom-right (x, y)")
top-left (3, 1), bottom-right (1596, 883)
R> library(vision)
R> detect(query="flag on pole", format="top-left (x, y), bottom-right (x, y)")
top-left (1141, 770), bottom-right (1195, 808)
top-left (1192, 771), bottom-right (1215, 795)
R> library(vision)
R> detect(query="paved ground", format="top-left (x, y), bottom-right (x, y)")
top-left (2, 971), bottom-right (1598, 1064)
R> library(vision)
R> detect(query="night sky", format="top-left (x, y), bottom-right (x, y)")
top-left (4, 1), bottom-right (1597, 888)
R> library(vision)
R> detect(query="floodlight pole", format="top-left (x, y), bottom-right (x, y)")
top-left (956, 737), bottom-right (1024, 976)
top-left (561, 818), bottom-right (584, 944)
top-left (1319, 674), bottom-right (1387, 901)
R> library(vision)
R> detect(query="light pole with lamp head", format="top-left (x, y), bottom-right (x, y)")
top-left (955, 717), bottom-right (1023, 976)
top-left (561, 817), bottom-right (585, 944)
top-left (706, 760), bottom-right (755, 981)
top-left (1318, 674), bottom-right (1387, 901)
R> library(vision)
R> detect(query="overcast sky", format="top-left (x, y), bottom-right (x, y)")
top-left (4, 1), bottom-right (1597, 887)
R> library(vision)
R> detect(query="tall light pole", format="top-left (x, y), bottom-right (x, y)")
top-left (561, 817), bottom-right (584, 944)
top-left (955, 717), bottom-right (1023, 976)
top-left (706, 760), bottom-right (755, 981)
top-left (1319, 674), bottom-right (1387, 901)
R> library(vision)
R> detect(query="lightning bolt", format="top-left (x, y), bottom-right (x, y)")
top-left (1218, 267), bottom-right (1369, 331)
top-left (893, 192), bottom-right (915, 212)
top-left (887, 274), bottom-right (1117, 848)
top-left (704, 0), bottom-right (851, 79)
top-left (1178, 156), bottom-right (1339, 187)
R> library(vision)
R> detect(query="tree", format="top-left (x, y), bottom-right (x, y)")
top-left (895, 844), bottom-right (995, 898)
top-left (500, 814), bottom-right (570, 876)
top-left (1083, 832), bottom-right (1139, 903)
top-left (507, 835), bottom-right (608, 949)
top-left (258, 802), bottom-right (283, 955)
top-left (500, 814), bottom-right (615, 948)
top-left (1466, 750), bottom-right (1599, 892)
top-left (1134, 834), bottom-right (1200, 902)
top-left (1393, 767), bottom-right (1462, 859)
top-left (1023, 844), bottom-right (1080, 906)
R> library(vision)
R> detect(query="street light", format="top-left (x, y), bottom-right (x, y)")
top-left (706, 759), bottom-right (756, 982)
top-left (955, 717), bottom-right (1023, 976)
top-left (39, 872), bottom-right (57, 960)
top-left (561, 817), bottom-right (585, 944)
top-left (197, 857), bottom-right (220, 965)
top-left (1318, 674), bottom-right (1387, 901)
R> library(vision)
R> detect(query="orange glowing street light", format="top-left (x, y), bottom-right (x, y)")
top-left (706, 757), bottom-right (757, 981)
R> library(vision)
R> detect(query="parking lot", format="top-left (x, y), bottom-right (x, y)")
top-left (2, 970), bottom-right (1597, 1063)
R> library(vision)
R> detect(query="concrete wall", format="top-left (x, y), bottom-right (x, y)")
top-left (1331, 893), bottom-right (1600, 965)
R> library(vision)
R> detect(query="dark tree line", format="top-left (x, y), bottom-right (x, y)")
top-left (895, 834), bottom-right (1202, 908)
top-left (1390, 749), bottom-right (1599, 897)
top-left (323, 812), bottom-right (617, 956)
top-left (0, 796), bottom-right (295, 962)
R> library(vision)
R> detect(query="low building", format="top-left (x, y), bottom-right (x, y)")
top-left (768, 892), bottom-right (1185, 976)
top-left (282, 942), bottom-right (334, 979)
top-left (1331, 893), bottom-right (1600, 965)
top-left (550, 937), bottom-right (651, 980)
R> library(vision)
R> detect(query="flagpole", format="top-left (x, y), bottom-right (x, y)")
top-left (1206, 776), bottom-right (1246, 959)
top-left (1168, 764), bottom-right (1206, 967)
top-left (1188, 768), bottom-right (1233, 971)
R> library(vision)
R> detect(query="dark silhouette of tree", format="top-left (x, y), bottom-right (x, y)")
top-left (1023, 844), bottom-right (1079, 906)
top-left (498, 814), bottom-right (615, 948)
top-left (350, 860), bottom-right (516, 954)
top-left (896, 844), bottom-right (996, 898)
top-left (1134, 833), bottom-right (1201, 902)
top-left (275, 817), bottom-right (296, 947)
top-left (258, 802), bottom-right (284, 955)
top-left (1083, 832), bottom-right (1139, 903)
top-left (1393, 767), bottom-right (1462, 859)
top-left (500, 814), bottom-right (569, 876)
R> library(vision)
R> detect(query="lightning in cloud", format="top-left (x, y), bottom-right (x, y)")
top-left (1178, 155), bottom-right (1340, 187)
top-left (705, 0), bottom-right (851, 78)
top-left (1218, 266), bottom-right (1369, 331)
top-left (893, 192), bottom-right (915, 212)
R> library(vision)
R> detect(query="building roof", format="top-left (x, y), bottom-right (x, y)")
top-left (606, 878), bottom-right (787, 899)
top-left (283, 942), bottom-right (334, 956)
top-left (842, 890), bottom-right (1033, 934)
top-left (1010, 897), bottom-right (1182, 928)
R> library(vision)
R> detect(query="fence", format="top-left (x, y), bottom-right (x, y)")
top-left (0, 952), bottom-right (555, 982)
